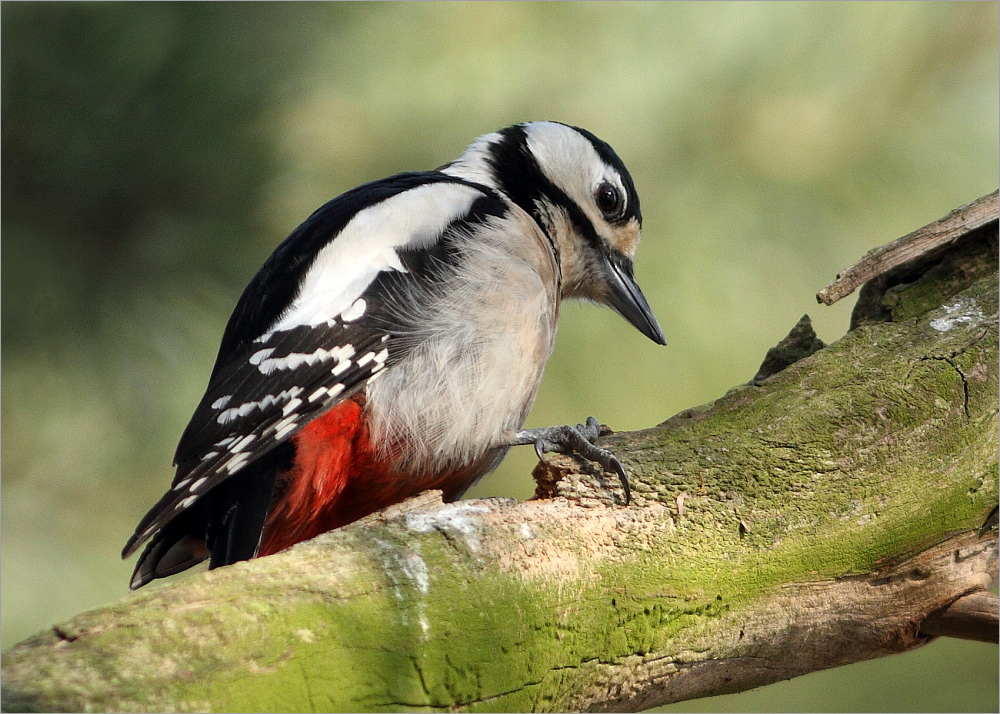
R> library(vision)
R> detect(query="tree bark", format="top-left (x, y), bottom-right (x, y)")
top-left (3, 198), bottom-right (997, 713)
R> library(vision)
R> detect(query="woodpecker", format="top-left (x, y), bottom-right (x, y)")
top-left (122, 121), bottom-right (666, 590)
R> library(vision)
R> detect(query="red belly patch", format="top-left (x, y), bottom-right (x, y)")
top-left (258, 396), bottom-right (481, 557)
top-left (259, 397), bottom-right (377, 555)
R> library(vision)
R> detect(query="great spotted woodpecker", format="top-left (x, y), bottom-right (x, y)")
top-left (122, 121), bottom-right (666, 589)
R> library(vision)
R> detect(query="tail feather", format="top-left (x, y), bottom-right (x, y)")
top-left (208, 463), bottom-right (278, 569)
top-left (128, 452), bottom-right (285, 589)
top-left (129, 515), bottom-right (209, 590)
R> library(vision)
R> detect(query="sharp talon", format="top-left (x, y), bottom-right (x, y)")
top-left (612, 458), bottom-right (631, 505)
top-left (515, 421), bottom-right (632, 505)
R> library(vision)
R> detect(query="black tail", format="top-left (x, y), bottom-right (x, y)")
top-left (208, 462), bottom-right (278, 569)
top-left (128, 460), bottom-right (279, 590)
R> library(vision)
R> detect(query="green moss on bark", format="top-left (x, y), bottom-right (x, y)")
top-left (3, 265), bottom-right (996, 712)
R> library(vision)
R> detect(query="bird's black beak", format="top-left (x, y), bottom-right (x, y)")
top-left (605, 253), bottom-right (667, 345)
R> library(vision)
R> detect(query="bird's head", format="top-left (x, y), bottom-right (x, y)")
top-left (443, 121), bottom-right (666, 345)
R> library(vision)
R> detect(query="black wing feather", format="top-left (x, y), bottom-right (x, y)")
top-left (122, 177), bottom-right (511, 570)
top-left (122, 320), bottom-right (392, 557)
top-left (211, 172), bottom-right (463, 365)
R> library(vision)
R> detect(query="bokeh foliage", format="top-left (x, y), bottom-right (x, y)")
top-left (2, 2), bottom-right (996, 711)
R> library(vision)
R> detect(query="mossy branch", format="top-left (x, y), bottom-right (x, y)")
top-left (3, 196), bottom-right (998, 713)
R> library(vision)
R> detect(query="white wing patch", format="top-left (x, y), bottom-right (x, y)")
top-left (340, 298), bottom-right (366, 322)
top-left (357, 348), bottom-right (389, 370)
top-left (250, 343), bottom-right (356, 376)
top-left (272, 414), bottom-right (301, 441)
top-left (216, 387), bottom-right (305, 425)
top-left (270, 182), bottom-right (483, 332)
top-left (189, 326), bottom-right (391, 491)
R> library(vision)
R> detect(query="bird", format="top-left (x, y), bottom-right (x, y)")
top-left (122, 121), bottom-right (666, 590)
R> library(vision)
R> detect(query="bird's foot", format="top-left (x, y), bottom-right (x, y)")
top-left (512, 416), bottom-right (630, 504)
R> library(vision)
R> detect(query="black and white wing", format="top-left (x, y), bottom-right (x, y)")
top-left (123, 172), bottom-right (508, 559)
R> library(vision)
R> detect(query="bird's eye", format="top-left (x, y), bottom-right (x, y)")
top-left (595, 183), bottom-right (623, 219)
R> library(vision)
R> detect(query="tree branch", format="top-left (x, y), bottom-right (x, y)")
top-left (919, 591), bottom-right (999, 643)
top-left (3, 195), bottom-right (998, 713)
top-left (817, 189), bottom-right (998, 306)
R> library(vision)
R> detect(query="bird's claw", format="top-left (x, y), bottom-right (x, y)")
top-left (514, 417), bottom-right (631, 504)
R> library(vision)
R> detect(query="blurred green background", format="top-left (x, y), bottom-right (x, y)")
top-left (2, 2), bottom-right (997, 711)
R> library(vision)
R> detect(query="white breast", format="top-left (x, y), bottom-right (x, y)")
top-left (365, 207), bottom-right (560, 474)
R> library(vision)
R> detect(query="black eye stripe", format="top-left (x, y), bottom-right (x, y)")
top-left (486, 125), bottom-right (637, 246)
